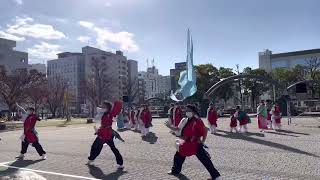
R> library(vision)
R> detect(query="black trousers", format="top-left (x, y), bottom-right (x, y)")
top-left (21, 139), bottom-right (46, 156)
top-left (88, 137), bottom-right (123, 165)
top-left (171, 146), bottom-right (220, 179)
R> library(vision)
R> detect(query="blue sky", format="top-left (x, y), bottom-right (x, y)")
top-left (0, 0), bottom-right (319, 75)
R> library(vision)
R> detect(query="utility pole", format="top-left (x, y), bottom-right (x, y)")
top-left (236, 64), bottom-right (243, 110)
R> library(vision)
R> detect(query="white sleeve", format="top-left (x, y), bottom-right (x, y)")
top-left (16, 103), bottom-right (26, 114)
top-left (176, 118), bottom-right (188, 136)
top-left (16, 104), bottom-right (27, 121)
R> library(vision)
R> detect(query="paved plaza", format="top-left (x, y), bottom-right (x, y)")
top-left (0, 117), bottom-right (319, 180)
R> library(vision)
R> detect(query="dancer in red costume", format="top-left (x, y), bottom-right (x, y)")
top-left (16, 103), bottom-right (46, 160)
top-left (207, 103), bottom-right (218, 134)
top-left (166, 105), bottom-right (221, 180)
top-left (87, 100), bottom-right (123, 168)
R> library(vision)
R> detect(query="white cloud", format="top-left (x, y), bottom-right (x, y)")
top-left (27, 42), bottom-right (61, 60)
top-left (105, 2), bottom-right (112, 7)
top-left (54, 18), bottom-right (68, 24)
top-left (13, 0), bottom-right (23, 5)
top-left (79, 21), bottom-right (94, 29)
top-left (0, 30), bottom-right (25, 41)
top-left (78, 21), bottom-right (139, 52)
top-left (6, 16), bottom-right (66, 40)
top-left (77, 36), bottom-right (91, 43)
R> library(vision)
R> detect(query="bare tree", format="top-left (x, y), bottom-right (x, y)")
top-left (305, 57), bottom-right (320, 98)
top-left (26, 75), bottom-right (48, 113)
top-left (46, 76), bottom-right (67, 118)
top-left (0, 67), bottom-right (44, 120)
top-left (305, 57), bottom-right (320, 80)
top-left (127, 77), bottom-right (139, 104)
top-left (81, 59), bottom-right (116, 117)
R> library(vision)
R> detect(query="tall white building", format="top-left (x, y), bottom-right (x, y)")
top-left (0, 38), bottom-right (28, 72)
top-left (47, 52), bottom-right (85, 113)
top-left (138, 65), bottom-right (171, 100)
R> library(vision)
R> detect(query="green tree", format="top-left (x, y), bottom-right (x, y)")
top-left (186, 64), bottom-right (220, 115)
top-left (242, 67), bottom-right (270, 110)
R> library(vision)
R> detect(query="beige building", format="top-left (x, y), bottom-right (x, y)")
top-left (48, 46), bottom-right (131, 113)
top-left (82, 46), bottom-right (128, 100)
top-left (259, 49), bottom-right (320, 72)
top-left (0, 38), bottom-right (28, 72)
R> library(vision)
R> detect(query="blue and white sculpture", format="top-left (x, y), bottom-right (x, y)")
top-left (170, 29), bottom-right (197, 102)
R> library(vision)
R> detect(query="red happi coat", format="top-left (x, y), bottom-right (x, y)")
top-left (230, 116), bottom-right (237, 128)
top-left (130, 110), bottom-right (136, 125)
top-left (178, 117), bottom-right (207, 157)
top-left (97, 101), bottom-right (122, 142)
top-left (141, 109), bottom-right (152, 128)
top-left (173, 107), bottom-right (183, 127)
top-left (24, 114), bottom-right (40, 143)
top-left (274, 106), bottom-right (281, 124)
top-left (207, 108), bottom-right (218, 126)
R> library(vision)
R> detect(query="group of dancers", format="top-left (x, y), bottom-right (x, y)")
top-left (114, 104), bottom-right (153, 137)
top-left (166, 101), bottom-right (282, 136)
top-left (13, 101), bottom-right (221, 180)
top-left (12, 99), bottom-right (283, 179)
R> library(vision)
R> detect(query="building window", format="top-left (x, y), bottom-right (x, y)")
top-left (21, 58), bottom-right (26, 63)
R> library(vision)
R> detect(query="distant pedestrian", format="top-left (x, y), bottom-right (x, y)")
top-left (207, 103), bottom-right (218, 134)
top-left (130, 106), bottom-right (138, 130)
top-left (266, 100), bottom-right (273, 129)
top-left (167, 103), bottom-right (175, 127)
top-left (140, 104), bottom-right (152, 137)
top-left (116, 110), bottom-right (125, 130)
top-left (234, 106), bottom-right (250, 133)
top-left (123, 108), bottom-right (131, 129)
top-left (230, 111), bottom-right (238, 133)
top-left (173, 103), bottom-right (183, 128)
top-left (271, 103), bottom-right (282, 130)
top-left (257, 100), bottom-right (268, 133)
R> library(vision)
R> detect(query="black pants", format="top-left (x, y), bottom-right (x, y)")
top-left (88, 137), bottom-right (123, 165)
top-left (21, 139), bottom-right (46, 156)
top-left (171, 146), bottom-right (220, 179)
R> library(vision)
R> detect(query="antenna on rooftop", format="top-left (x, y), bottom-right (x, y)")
top-left (147, 59), bottom-right (149, 68)
top-left (152, 58), bottom-right (155, 67)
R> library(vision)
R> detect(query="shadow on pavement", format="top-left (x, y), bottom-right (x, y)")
top-left (142, 132), bottom-right (158, 144)
top-left (0, 159), bottom-right (44, 176)
top-left (215, 130), bottom-right (319, 158)
top-left (276, 129), bottom-right (310, 136)
top-left (87, 165), bottom-right (127, 180)
top-left (173, 173), bottom-right (191, 180)
top-left (266, 131), bottom-right (299, 137)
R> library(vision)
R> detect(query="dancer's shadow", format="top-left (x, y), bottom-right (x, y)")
top-left (173, 173), bottom-right (191, 180)
top-left (215, 130), bottom-right (319, 158)
top-left (0, 159), bottom-right (44, 176)
top-left (142, 132), bottom-right (158, 144)
top-left (266, 131), bottom-right (299, 137)
top-left (276, 129), bottom-right (310, 136)
top-left (87, 164), bottom-right (127, 180)
top-left (216, 130), bottom-right (264, 137)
